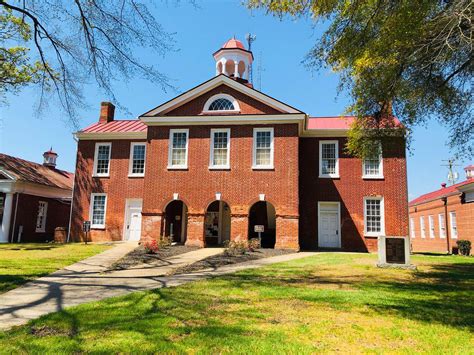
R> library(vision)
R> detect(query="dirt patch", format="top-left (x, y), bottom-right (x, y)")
top-left (109, 245), bottom-right (199, 271)
top-left (31, 325), bottom-right (76, 337)
top-left (170, 248), bottom-right (294, 275)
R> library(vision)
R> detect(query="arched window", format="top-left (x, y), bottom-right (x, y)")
top-left (208, 98), bottom-right (235, 111)
top-left (203, 94), bottom-right (240, 112)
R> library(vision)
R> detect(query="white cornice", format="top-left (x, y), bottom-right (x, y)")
top-left (140, 114), bottom-right (306, 126)
top-left (75, 131), bottom-right (147, 140)
top-left (141, 75), bottom-right (302, 116)
top-left (0, 180), bottom-right (72, 199)
top-left (300, 128), bottom-right (349, 138)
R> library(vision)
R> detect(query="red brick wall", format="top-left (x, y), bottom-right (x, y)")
top-left (70, 139), bottom-right (146, 241)
top-left (409, 194), bottom-right (474, 253)
top-left (7, 193), bottom-right (70, 243)
top-left (299, 137), bottom-right (408, 252)
top-left (164, 84), bottom-right (281, 116)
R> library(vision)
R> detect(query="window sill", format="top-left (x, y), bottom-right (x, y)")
top-left (167, 166), bottom-right (188, 170)
top-left (91, 226), bottom-right (105, 230)
top-left (35, 229), bottom-right (45, 233)
top-left (319, 175), bottom-right (340, 179)
top-left (128, 174), bottom-right (145, 178)
top-left (364, 233), bottom-right (383, 238)
top-left (362, 175), bottom-right (384, 180)
top-left (209, 166), bottom-right (230, 171)
top-left (92, 174), bottom-right (110, 178)
top-left (252, 166), bottom-right (274, 170)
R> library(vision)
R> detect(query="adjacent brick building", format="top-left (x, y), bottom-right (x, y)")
top-left (409, 166), bottom-right (474, 253)
top-left (0, 151), bottom-right (73, 243)
top-left (70, 38), bottom-right (409, 251)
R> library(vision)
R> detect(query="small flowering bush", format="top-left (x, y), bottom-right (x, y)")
top-left (224, 238), bottom-right (261, 256)
top-left (248, 238), bottom-right (261, 252)
top-left (158, 235), bottom-right (172, 248)
top-left (143, 239), bottom-right (159, 254)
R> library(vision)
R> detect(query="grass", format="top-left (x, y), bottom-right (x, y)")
top-left (0, 243), bottom-right (111, 293)
top-left (0, 253), bottom-right (473, 353)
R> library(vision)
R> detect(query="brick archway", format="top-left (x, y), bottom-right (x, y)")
top-left (248, 201), bottom-right (276, 248)
top-left (163, 200), bottom-right (188, 244)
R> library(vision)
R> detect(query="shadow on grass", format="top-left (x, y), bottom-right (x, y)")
top-left (0, 244), bottom-right (62, 251)
top-left (0, 274), bottom-right (48, 294)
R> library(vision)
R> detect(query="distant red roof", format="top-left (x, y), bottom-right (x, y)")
top-left (307, 116), bottom-right (356, 130)
top-left (0, 153), bottom-right (73, 190)
top-left (409, 179), bottom-right (473, 206)
top-left (82, 120), bottom-right (147, 133)
top-left (222, 38), bottom-right (245, 50)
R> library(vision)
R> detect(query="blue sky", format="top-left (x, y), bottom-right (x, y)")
top-left (0, 0), bottom-right (470, 200)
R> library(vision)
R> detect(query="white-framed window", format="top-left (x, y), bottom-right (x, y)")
top-left (410, 217), bottom-right (415, 239)
top-left (319, 140), bottom-right (339, 178)
top-left (428, 215), bottom-right (435, 238)
top-left (449, 211), bottom-right (458, 239)
top-left (439, 213), bottom-right (446, 238)
top-left (35, 201), bottom-right (48, 233)
top-left (363, 197), bottom-right (384, 236)
top-left (90, 193), bottom-right (107, 229)
top-left (420, 216), bottom-right (426, 238)
top-left (93, 142), bottom-right (111, 177)
top-left (362, 142), bottom-right (383, 179)
top-left (168, 129), bottom-right (189, 169)
top-left (129, 142), bottom-right (146, 176)
top-left (252, 127), bottom-right (274, 169)
top-left (203, 94), bottom-right (240, 113)
top-left (209, 128), bottom-right (230, 169)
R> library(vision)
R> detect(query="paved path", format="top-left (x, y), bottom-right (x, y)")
top-left (0, 243), bottom-right (316, 331)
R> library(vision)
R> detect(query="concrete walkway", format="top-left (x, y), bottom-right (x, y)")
top-left (0, 243), bottom-right (316, 331)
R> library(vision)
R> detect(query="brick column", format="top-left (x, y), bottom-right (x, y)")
top-left (230, 214), bottom-right (248, 242)
top-left (186, 213), bottom-right (205, 247)
top-left (141, 213), bottom-right (162, 242)
top-left (275, 215), bottom-right (299, 250)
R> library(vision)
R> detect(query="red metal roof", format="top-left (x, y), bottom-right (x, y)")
top-left (222, 38), bottom-right (245, 50)
top-left (307, 116), bottom-right (356, 130)
top-left (82, 120), bottom-right (147, 133)
top-left (409, 179), bottom-right (473, 206)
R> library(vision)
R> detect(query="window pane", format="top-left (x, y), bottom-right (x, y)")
top-left (321, 143), bottom-right (336, 175)
top-left (36, 202), bottom-right (47, 230)
top-left (208, 98), bottom-right (234, 111)
top-left (212, 131), bottom-right (229, 167)
top-left (132, 144), bottom-right (145, 174)
top-left (171, 132), bottom-right (187, 166)
top-left (365, 199), bottom-right (381, 233)
top-left (92, 195), bottom-right (106, 226)
top-left (364, 158), bottom-right (380, 176)
top-left (255, 130), bottom-right (272, 166)
top-left (96, 145), bottom-right (110, 174)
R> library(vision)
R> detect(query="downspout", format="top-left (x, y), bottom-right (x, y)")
top-left (67, 135), bottom-right (79, 243)
top-left (442, 197), bottom-right (450, 254)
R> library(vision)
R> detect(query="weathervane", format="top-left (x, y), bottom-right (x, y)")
top-left (246, 33), bottom-right (257, 82)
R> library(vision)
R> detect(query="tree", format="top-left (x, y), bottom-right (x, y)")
top-left (0, 0), bottom-right (174, 128)
top-left (247, 0), bottom-right (473, 158)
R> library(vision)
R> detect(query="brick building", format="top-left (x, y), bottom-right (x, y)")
top-left (409, 165), bottom-right (474, 253)
top-left (70, 38), bottom-right (408, 251)
top-left (0, 150), bottom-right (73, 243)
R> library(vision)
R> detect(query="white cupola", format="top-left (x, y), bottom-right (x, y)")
top-left (213, 37), bottom-right (253, 82)
top-left (43, 147), bottom-right (58, 168)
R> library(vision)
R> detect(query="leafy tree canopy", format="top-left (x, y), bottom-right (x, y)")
top-left (247, 0), bottom-right (473, 158)
top-left (0, 0), bottom-right (174, 128)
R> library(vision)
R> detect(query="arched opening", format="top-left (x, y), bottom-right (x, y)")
top-left (217, 61), bottom-right (223, 74)
top-left (248, 201), bottom-right (276, 248)
top-left (238, 60), bottom-right (246, 78)
top-left (163, 200), bottom-right (188, 243)
top-left (225, 60), bottom-right (235, 77)
top-left (204, 200), bottom-right (231, 246)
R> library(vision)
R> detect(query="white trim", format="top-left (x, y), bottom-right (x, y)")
top-left (362, 142), bottom-right (384, 179)
top-left (363, 196), bottom-right (385, 237)
top-left (428, 215), bottom-right (435, 238)
top-left (317, 201), bottom-right (341, 248)
top-left (439, 213), bottom-right (446, 238)
top-left (141, 75), bottom-right (301, 116)
top-left (92, 142), bottom-right (112, 177)
top-left (89, 193), bottom-right (107, 229)
top-left (209, 128), bottom-right (231, 169)
top-left (319, 140), bottom-right (340, 178)
top-left (410, 217), bottom-right (415, 239)
top-left (301, 128), bottom-right (349, 137)
top-left (252, 127), bottom-right (274, 170)
top-left (76, 131), bottom-right (147, 140)
top-left (168, 129), bottom-right (189, 169)
top-left (449, 211), bottom-right (458, 239)
top-left (35, 201), bottom-right (48, 233)
top-left (122, 198), bottom-right (143, 241)
top-left (203, 94), bottom-right (240, 113)
top-left (0, 180), bottom-right (71, 199)
top-left (128, 142), bottom-right (146, 177)
top-left (420, 216), bottom-right (426, 238)
top-left (141, 113), bottom-right (305, 126)
top-left (0, 168), bottom-right (16, 181)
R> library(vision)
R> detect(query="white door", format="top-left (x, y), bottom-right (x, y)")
top-left (318, 202), bottom-right (340, 248)
top-left (125, 199), bottom-right (143, 241)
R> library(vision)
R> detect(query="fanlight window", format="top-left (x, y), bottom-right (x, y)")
top-left (208, 98), bottom-right (235, 111)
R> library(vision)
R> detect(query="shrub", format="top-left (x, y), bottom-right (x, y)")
top-left (248, 238), bottom-right (261, 251)
top-left (158, 235), bottom-right (172, 249)
top-left (143, 239), bottom-right (159, 254)
top-left (457, 240), bottom-right (471, 256)
top-left (224, 240), bottom-right (248, 256)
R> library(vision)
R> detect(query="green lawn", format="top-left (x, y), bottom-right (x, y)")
top-left (0, 253), bottom-right (473, 353)
top-left (0, 243), bottom-right (111, 293)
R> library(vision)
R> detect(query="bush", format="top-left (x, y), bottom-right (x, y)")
top-left (158, 235), bottom-right (172, 249)
top-left (143, 240), bottom-right (159, 254)
top-left (248, 238), bottom-right (261, 252)
top-left (457, 240), bottom-right (471, 256)
top-left (224, 240), bottom-right (248, 256)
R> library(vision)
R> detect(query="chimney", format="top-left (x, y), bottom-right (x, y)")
top-left (99, 102), bottom-right (115, 124)
top-left (43, 148), bottom-right (58, 168)
top-left (441, 183), bottom-right (447, 188)
top-left (465, 165), bottom-right (474, 180)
